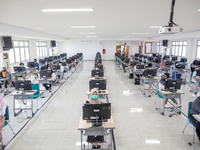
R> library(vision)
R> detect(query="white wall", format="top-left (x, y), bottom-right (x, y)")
top-left (59, 40), bottom-right (140, 60)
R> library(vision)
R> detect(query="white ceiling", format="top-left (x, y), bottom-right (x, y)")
top-left (0, 0), bottom-right (199, 40)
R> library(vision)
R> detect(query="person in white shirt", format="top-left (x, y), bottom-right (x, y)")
top-left (0, 95), bottom-right (6, 146)
top-left (191, 67), bottom-right (199, 83)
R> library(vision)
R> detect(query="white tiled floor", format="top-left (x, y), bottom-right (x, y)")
top-left (4, 61), bottom-right (199, 150)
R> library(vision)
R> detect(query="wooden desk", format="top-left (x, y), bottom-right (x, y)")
top-left (11, 90), bottom-right (37, 117)
top-left (78, 117), bottom-right (116, 150)
top-left (156, 90), bottom-right (185, 115)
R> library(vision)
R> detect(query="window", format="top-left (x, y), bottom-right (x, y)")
top-left (36, 41), bottom-right (48, 58)
top-left (156, 42), bottom-right (160, 53)
top-left (172, 41), bottom-right (187, 57)
top-left (197, 41), bottom-right (200, 59)
top-left (9, 41), bottom-right (30, 63)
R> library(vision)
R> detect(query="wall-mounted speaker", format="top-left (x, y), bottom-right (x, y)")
top-left (50, 40), bottom-right (56, 47)
top-left (162, 40), bottom-right (168, 47)
top-left (2, 36), bottom-right (13, 50)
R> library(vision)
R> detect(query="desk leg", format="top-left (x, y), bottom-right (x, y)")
top-left (13, 97), bottom-right (15, 116)
top-left (111, 129), bottom-right (116, 150)
top-left (31, 98), bottom-right (34, 117)
top-left (161, 98), bottom-right (165, 115)
top-left (80, 130), bottom-right (83, 150)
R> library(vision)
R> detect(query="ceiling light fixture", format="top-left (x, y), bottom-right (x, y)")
top-left (85, 36), bottom-right (98, 38)
top-left (145, 140), bottom-right (160, 144)
top-left (41, 8), bottom-right (93, 12)
top-left (80, 32), bottom-right (96, 35)
top-left (197, 9), bottom-right (200, 11)
top-left (132, 33), bottom-right (149, 35)
top-left (70, 26), bottom-right (96, 29)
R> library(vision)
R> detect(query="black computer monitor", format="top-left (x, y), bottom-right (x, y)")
top-left (52, 65), bottom-right (60, 71)
top-left (196, 69), bottom-right (200, 76)
top-left (152, 53), bottom-right (157, 57)
top-left (39, 59), bottom-right (46, 64)
top-left (89, 79), bottom-right (106, 90)
top-left (130, 61), bottom-right (137, 66)
top-left (154, 57), bottom-right (161, 63)
top-left (39, 70), bottom-right (52, 78)
top-left (181, 58), bottom-right (187, 63)
top-left (91, 70), bottom-right (104, 78)
top-left (66, 59), bottom-right (72, 64)
top-left (82, 103), bottom-right (111, 120)
top-left (148, 57), bottom-right (153, 62)
top-left (135, 53), bottom-right (139, 57)
top-left (165, 61), bottom-right (172, 66)
top-left (27, 61), bottom-right (35, 68)
top-left (165, 79), bottom-right (182, 91)
top-left (15, 80), bottom-right (32, 91)
top-left (14, 67), bottom-right (23, 72)
top-left (96, 65), bottom-right (103, 70)
top-left (62, 62), bottom-right (67, 66)
top-left (139, 55), bottom-right (143, 58)
top-left (144, 69), bottom-right (157, 77)
top-left (175, 63), bottom-right (186, 69)
top-left (136, 64), bottom-right (145, 69)
top-left (172, 56), bottom-right (177, 61)
top-left (44, 57), bottom-right (52, 63)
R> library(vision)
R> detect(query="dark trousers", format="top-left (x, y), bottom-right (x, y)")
top-left (122, 63), bottom-right (127, 72)
top-left (0, 80), bottom-right (9, 89)
top-left (189, 114), bottom-right (200, 141)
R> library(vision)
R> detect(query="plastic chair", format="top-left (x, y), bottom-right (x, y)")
top-left (30, 83), bottom-right (42, 109)
top-left (182, 102), bottom-right (196, 143)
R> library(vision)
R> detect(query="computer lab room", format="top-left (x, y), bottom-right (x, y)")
top-left (0, 0), bottom-right (200, 150)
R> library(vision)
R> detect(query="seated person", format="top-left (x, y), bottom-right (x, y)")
top-left (34, 59), bottom-right (39, 71)
top-left (158, 74), bottom-right (178, 106)
top-left (87, 88), bottom-right (103, 149)
top-left (160, 58), bottom-right (166, 70)
top-left (43, 66), bottom-right (56, 91)
top-left (0, 95), bottom-right (6, 147)
top-left (15, 63), bottom-right (27, 80)
top-left (189, 92), bottom-right (200, 142)
top-left (191, 67), bottom-right (199, 83)
top-left (142, 66), bottom-right (152, 97)
top-left (0, 67), bottom-right (10, 93)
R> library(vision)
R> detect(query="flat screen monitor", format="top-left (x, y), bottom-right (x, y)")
top-left (89, 79), bottom-right (106, 90)
top-left (15, 80), bottom-right (32, 91)
top-left (196, 69), bottom-right (200, 76)
top-left (136, 64), bottom-right (145, 69)
top-left (66, 59), bottom-right (72, 64)
top-left (39, 70), bottom-right (52, 78)
top-left (14, 67), bottom-right (23, 72)
top-left (144, 69), bottom-right (157, 77)
top-left (154, 57), bottom-right (161, 63)
top-left (91, 70), bottom-right (104, 78)
top-left (165, 78), bottom-right (182, 91)
top-left (175, 63), bottom-right (186, 69)
top-left (181, 58), bottom-right (187, 63)
top-left (148, 57), bottom-right (153, 62)
top-left (39, 59), bottom-right (45, 64)
top-left (172, 56), bottom-right (177, 61)
top-left (82, 103), bottom-right (111, 120)
top-left (135, 53), bottom-right (139, 57)
top-left (62, 62), bottom-right (67, 66)
top-left (165, 61), bottom-right (172, 66)
top-left (27, 61), bottom-right (35, 68)
top-left (52, 65), bottom-right (60, 71)
top-left (130, 61), bottom-right (137, 66)
top-left (44, 57), bottom-right (51, 62)
top-left (152, 53), bottom-right (157, 57)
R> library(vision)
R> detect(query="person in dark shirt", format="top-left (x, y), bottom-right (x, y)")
top-left (15, 63), bottom-right (27, 80)
top-left (189, 93), bottom-right (200, 142)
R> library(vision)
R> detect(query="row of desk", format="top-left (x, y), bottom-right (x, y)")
top-left (78, 62), bottom-right (116, 150)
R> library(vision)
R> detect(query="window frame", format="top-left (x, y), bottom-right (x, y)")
top-left (9, 40), bottom-right (30, 64)
top-left (172, 40), bottom-right (187, 57)
top-left (36, 41), bottom-right (48, 58)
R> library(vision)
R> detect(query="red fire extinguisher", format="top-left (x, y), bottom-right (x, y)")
top-left (102, 49), bottom-right (105, 54)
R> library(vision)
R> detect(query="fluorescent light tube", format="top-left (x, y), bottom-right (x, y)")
top-left (132, 33), bottom-right (149, 35)
top-left (145, 140), bottom-right (160, 144)
top-left (85, 36), bottom-right (98, 38)
top-left (41, 8), bottom-right (93, 12)
top-left (80, 32), bottom-right (96, 35)
top-left (70, 26), bottom-right (96, 29)
top-left (198, 9), bottom-right (200, 11)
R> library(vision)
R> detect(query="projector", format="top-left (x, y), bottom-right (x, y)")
top-left (159, 26), bottom-right (183, 34)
